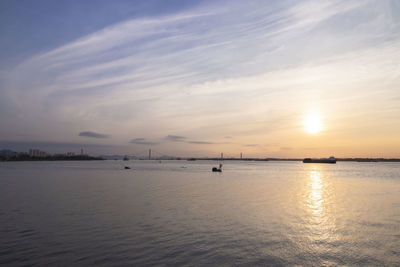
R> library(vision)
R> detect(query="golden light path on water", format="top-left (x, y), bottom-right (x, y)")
top-left (309, 169), bottom-right (323, 216)
top-left (306, 167), bottom-right (337, 244)
top-left (289, 164), bottom-right (342, 264)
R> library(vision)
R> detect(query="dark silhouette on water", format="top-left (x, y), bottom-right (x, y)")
top-left (212, 163), bottom-right (223, 172)
top-left (124, 166), bottom-right (131, 169)
top-left (303, 156), bottom-right (336, 164)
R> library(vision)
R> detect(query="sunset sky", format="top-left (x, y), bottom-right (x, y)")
top-left (1, 0), bottom-right (399, 157)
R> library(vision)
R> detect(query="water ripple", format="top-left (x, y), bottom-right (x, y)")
top-left (0, 161), bottom-right (399, 265)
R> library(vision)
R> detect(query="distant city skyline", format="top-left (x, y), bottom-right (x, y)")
top-left (1, 0), bottom-right (400, 158)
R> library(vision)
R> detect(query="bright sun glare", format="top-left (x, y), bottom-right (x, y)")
top-left (304, 113), bottom-right (323, 134)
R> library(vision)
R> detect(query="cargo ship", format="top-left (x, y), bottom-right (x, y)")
top-left (303, 156), bottom-right (336, 164)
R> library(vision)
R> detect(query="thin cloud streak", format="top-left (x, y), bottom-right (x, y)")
top-left (188, 141), bottom-right (214, 145)
top-left (79, 131), bottom-right (110, 139)
top-left (164, 135), bottom-right (186, 142)
top-left (4, 0), bottom-right (364, 112)
top-left (130, 138), bottom-right (158, 145)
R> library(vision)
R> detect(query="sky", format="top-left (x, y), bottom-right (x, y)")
top-left (0, 0), bottom-right (399, 158)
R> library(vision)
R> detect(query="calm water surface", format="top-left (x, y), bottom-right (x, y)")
top-left (0, 160), bottom-right (399, 266)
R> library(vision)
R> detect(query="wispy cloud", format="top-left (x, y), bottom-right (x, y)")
top-left (244, 144), bottom-right (258, 147)
top-left (79, 131), bottom-right (109, 139)
top-left (188, 141), bottom-right (214, 145)
top-left (164, 135), bottom-right (186, 142)
top-left (3, 0), bottom-right (369, 121)
top-left (130, 138), bottom-right (158, 145)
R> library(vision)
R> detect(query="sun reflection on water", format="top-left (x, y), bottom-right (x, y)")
top-left (302, 165), bottom-right (339, 250)
top-left (309, 168), bottom-right (324, 216)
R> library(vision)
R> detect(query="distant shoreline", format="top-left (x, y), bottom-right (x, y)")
top-left (1, 154), bottom-right (400, 162)
top-left (194, 158), bottom-right (400, 162)
top-left (87, 157), bottom-right (400, 162)
top-left (0, 155), bottom-right (104, 162)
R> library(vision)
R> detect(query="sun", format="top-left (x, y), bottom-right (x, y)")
top-left (304, 113), bottom-right (323, 134)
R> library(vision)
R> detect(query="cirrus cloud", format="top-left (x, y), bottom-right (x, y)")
top-left (130, 138), bottom-right (158, 145)
top-left (164, 135), bottom-right (186, 142)
top-left (79, 131), bottom-right (109, 138)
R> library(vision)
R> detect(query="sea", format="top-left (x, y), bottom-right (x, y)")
top-left (0, 160), bottom-right (399, 266)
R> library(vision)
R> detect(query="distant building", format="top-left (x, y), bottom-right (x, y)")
top-left (29, 149), bottom-right (46, 157)
top-left (66, 152), bottom-right (75, 157)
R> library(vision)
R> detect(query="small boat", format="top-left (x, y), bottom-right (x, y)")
top-left (303, 156), bottom-right (336, 164)
top-left (212, 163), bottom-right (223, 172)
top-left (124, 166), bottom-right (131, 169)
